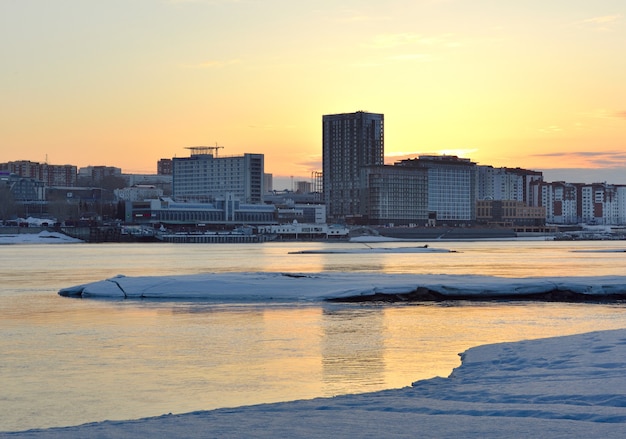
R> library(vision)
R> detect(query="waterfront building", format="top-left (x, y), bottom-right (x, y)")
top-left (397, 155), bottom-right (477, 224)
top-left (172, 147), bottom-right (264, 204)
top-left (531, 181), bottom-right (626, 225)
top-left (256, 223), bottom-right (349, 239)
top-left (276, 203), bottom-right (326, 224)
top-left (580, 183), bottom-right (626, 225)
top-left (125, 195), bottom-right (275, 227)
top-left (322, 111), bottom-right (384, 222)
top-left (476, 199), bottom-right (545, 226)
top-left (359, 165), bottom-right (428, 226)
top-left (532, 181), bottom-right (579, 224)
top-left (476, 166), bottom-right (542, 204)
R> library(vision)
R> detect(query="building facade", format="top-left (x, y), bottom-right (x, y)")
top-left (476, 166), bottom-right (542, 204)
top-left (78, 166), bottom-right (122, 184)
top-left (322, 111), bottom-right (384, 222)
top-left (476, 199), bottom-right (545, 226)
top-left (126, 195), bottom-right (276, 226)
top-left (359, 165), bottom-right (428, 225)
top-left (1, 160), bottom-right (77, 187)
top-left (397, 155), bottom-right (477, 224)
top-left (172, 148), bottom-right (264, 203)
top-left (157, 158), bottom-right (173, 175)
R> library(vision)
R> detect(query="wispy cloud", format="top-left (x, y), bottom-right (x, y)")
top-left (578, 109), bottom-right (626, 121)
top-left (532, 150), bottom-right (626, 168)
top-left (538, 125), bottom-right (564, 133)
top-left (366, 32), bottom-right (461, 49)
top-left (573, 14), bottom-right (622, 31)
top-left (181, 59), bottom-right (242, 69)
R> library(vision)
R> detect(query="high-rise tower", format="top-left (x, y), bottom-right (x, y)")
top-left (322, 111), bottom-right (384, 222)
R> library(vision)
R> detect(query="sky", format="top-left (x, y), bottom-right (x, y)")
top-left (1, 0), bottom-right (625, 188)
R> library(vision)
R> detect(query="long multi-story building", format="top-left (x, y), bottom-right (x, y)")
top-left (397, 155), bottom-right (477, 224)
top-left (322, 111), bottom-right (384, 222)
top-left (532, 181), bottom-right (626, 225)
top-left (476, 199), bottom-right (546, 226)
top-left (0, 160), bottom-right (77, 187)
top-left (172, 147), bottom-right (264, 203)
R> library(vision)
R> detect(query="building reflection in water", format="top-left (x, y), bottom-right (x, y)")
top-left (321, 306), bottom-right (386, 396)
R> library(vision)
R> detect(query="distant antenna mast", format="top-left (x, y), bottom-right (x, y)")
top-left (45, 154), bottom-right (48, 164)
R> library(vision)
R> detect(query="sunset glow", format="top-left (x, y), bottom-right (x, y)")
top-left (1, 1), bottom-right (624, 184)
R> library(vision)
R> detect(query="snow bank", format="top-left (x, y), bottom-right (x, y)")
top-left (0, 230), bottom-right (83, 244)
top-left (6, 329), bottom-right (626, 438)
top-left (288, 245), bottom-right (454, 254)
top-left (58, 272), bottom-right (626, 302)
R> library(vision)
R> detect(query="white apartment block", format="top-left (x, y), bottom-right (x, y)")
top-left (476, 166), bottom-right (542, 205)
top-left (532, 181), bottom-right (626, 225)
top-left (172, 148), bottom-right (264, 204)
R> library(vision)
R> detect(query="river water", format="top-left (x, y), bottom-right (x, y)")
top-left (1, 239), bottom-right (626, 432)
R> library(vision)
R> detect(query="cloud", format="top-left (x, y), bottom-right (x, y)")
top-left (615, 111), bottom-right (626, 120)
top-left (532, 151), bottom-right (626, 168)
top-left (573, 14), bottom-right (622, 31)
top-left (540, 167), bottom-right (626, 184)
top-left (538, 125), bottom-right (564, 133)
top-left (181, 59), bottom-right (242, 69)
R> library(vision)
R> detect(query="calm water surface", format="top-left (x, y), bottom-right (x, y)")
top-left (1, 240), bottom-right (626, 431)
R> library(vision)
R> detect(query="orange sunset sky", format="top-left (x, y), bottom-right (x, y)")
top-left (1, 0), bottom-right (625, 187)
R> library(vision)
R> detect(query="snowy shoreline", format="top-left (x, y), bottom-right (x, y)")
top-left (4, 329), bottom-right (626, 438)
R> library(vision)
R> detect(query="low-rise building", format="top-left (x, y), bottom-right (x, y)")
top-left (476, 199), bottom-right (545, 226)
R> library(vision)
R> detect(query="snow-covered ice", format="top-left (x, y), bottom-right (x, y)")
top-left (4, 329), bottom-right (626, 438)
top-left (288, 245), bottom-right (454, 254)
top-left (58, 272), bottom-right (626, 302)
top-left (0, 230), bottom-right (82, 244)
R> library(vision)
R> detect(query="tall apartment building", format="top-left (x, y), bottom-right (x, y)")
top-left (172, 147), bottom-right (264, 203)
top-left (322, 111), bottom-right (384, 221)
top-left (0, 160), bottom-right (77, 187)
top-left (397, 155), bottom-right (477, 224)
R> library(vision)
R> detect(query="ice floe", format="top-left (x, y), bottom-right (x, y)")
top-left (58, 272), bottom-right (626, 302)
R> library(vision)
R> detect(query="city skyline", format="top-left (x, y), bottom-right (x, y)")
top-left (1, 1), bottom-right (624, 185)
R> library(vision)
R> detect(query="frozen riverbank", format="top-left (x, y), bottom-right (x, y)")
top-left (5, 329), bottom-right (626, 438)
